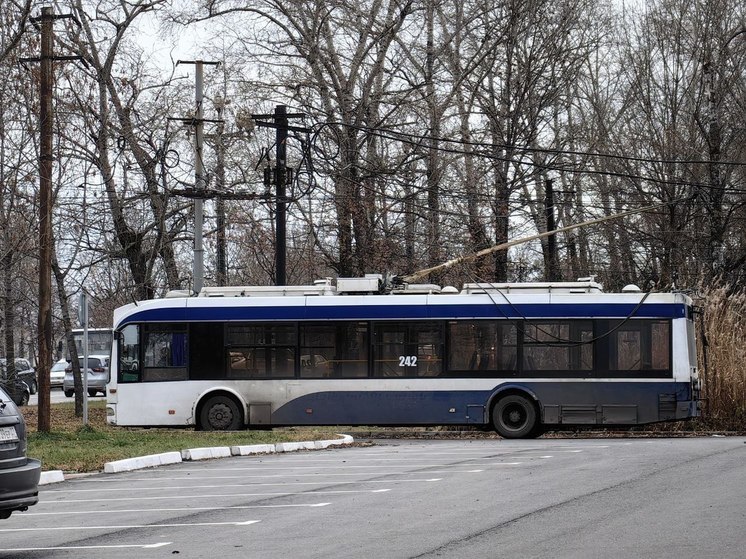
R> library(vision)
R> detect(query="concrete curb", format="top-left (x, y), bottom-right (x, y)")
top-left (181, 446), bottom-right (232, 461)
top-left (40, 434), bottom-right (354, 482)
top-left (103, 451), bottom-right (183, 474)
top-left (39, 470), bottom-right (65, 485)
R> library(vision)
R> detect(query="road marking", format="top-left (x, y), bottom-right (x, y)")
top-left (0, 542), bottom-right (172, 552)
top-left (24, 503), bottom-right (331, 516)
top-left (45, 477), bottom-right (445, 495)
top-left (35, 489), bottom-right (390, 504)
top-left (48, 470), bottom-right (503, 488)
top-left (97, 462), bottom-right (526, 473)
top-left (0, 520), bottom-right (260, 533)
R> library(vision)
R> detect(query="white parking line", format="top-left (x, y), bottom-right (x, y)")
top-left (36, 489), bottom-right (389, 504)
top-left (44, 478), bottom-right (443, 494)
top-left (94, 462), bottom-right (525, 473)
top-left (0, 520), bottom-right (260, 533)
top-left (24, 503), bottom-right (331, 516)
top-left (0, 542), bottom-right (172, 552)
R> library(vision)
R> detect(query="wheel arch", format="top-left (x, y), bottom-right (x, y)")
top-left (193, 388), bottom-right (247, 428)
top-left (487, 384), bottom-right (542, 423)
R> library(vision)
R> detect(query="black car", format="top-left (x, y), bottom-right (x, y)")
top-left (0, 378), bottom-right (29, 407)
top-left (0, 385), bottom-right (41, 519)
top-left (0, 359), bottom-right (37, 395)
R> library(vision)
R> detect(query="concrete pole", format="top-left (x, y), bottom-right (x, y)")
top-left (194, 61), bottom-right (205, 294)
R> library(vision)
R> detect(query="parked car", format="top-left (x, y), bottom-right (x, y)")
top-left (0, 385), bottom-right (41, 519)
top-left (49, 360), bottom-right (68, 389)
top-left (63, 355), bottom-right (110, 397)
top-left (0, 378), bottom-right (29, 407)
top-left (0, 359), bottom-right (37, 395)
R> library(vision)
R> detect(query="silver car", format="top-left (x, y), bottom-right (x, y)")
top-left (63, 355), bottom-right (110, 397)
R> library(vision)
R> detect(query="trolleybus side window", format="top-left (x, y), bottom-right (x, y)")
top-left (608, 319), bottom-right (670, 373)
top-left (299, 322), bottom-right (369, 378)
top-left (142, 324), bottom-right (188, 381)
top-left (189, 323), bottom-right (225, 380)
top-left (447, 321), bottom-right (518, 374)
top-left (118, 324), bottom-right (141, 382)
top-left (226, 323), bottom-right (296, 378)
top-left (522, 321), bottom-right (593, 373)
top-left (373, 322), bottom-right (443, 377)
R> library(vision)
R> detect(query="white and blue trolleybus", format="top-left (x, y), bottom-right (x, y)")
top-left (106, 277), bottom-right (701, 438)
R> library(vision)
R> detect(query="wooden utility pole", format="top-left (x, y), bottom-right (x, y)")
top-left (20, 7), bottom-right (81, 432)
top-left (36, 6), bottom-right (54, 432)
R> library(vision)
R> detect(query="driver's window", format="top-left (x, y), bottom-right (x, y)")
top-left (118, 325), bottom-right (141, 382)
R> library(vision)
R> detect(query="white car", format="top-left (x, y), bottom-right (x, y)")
top-left (49, 360), bottom-right (67, 389)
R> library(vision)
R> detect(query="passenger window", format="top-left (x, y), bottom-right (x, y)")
top-left (142, 324), bottom-right (188, 381)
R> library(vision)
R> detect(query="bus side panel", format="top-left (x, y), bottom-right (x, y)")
top-left (270, 381), bottom-right (696, 427)
top-left (270, 390), bottom-right (491, 425)
top-left (520, 381), bottom-right (695, 425)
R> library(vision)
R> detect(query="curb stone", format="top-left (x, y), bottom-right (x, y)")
top-left (38, 434), bottom-right (354, 483)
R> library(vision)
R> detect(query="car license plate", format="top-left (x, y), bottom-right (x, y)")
top-left (0, 426), bottom-right (18, 442)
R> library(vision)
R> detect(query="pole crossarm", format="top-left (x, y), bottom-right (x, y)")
top-left (397, 195), bottom-right (696, 284)
top-left (170, 188), bottom-right (262, 200)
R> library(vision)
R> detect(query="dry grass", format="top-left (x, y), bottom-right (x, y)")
top-left (21, 402), bottom-right (341, 473)
top-left (697, 285), bottom-right (746, 429)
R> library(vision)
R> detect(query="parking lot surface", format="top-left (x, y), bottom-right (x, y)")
top-left (2, 437), bottom-right (745, 558)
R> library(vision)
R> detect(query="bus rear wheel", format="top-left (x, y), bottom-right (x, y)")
top-left (492, 394), bottom-right (539, 439)
top-left (199, 395), bottom-right (243, 431)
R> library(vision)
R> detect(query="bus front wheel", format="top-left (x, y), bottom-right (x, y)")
top-left (198, 395), bottom-right (243, 431)
top-left (492, 394), bottom-right (539, 439)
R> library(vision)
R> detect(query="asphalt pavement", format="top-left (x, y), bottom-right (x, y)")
top-left (1, 437), bottom-right (744, 558)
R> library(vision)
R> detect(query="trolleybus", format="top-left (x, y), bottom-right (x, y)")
top-left (106, 277), bottom-right (701, 438)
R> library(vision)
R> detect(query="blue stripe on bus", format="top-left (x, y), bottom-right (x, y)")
top-left (119, 303), bottom-right (686, 325)
top-left (269, 381), bottom-right (693, 426)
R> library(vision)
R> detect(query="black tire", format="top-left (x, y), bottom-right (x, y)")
top-left (29, 380), bottom-right (37, 395)
top-left (19, 391), bottom-right (29, 406)
top-left (492, 394), bottom-right (539, 439)
top-left (88, 389), bottom-right (98, 397)
top-left (198, 395), bottom-right (243, 431)
top-left (64, 390), bottom-right (73, 397)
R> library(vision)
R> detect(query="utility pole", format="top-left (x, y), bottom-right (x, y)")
top-left (173, 60), bottom-right (220, 294)
top-left (20, 7), bottom-right (81, 432)
top-left (253, 106), bottom-right (308, 286)
top-left (37, 6), bottom-right (54, 433)
top-left (214, 98), bottom-right (227, 286)
top-left (275, 105), bottom-right (288, 286)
